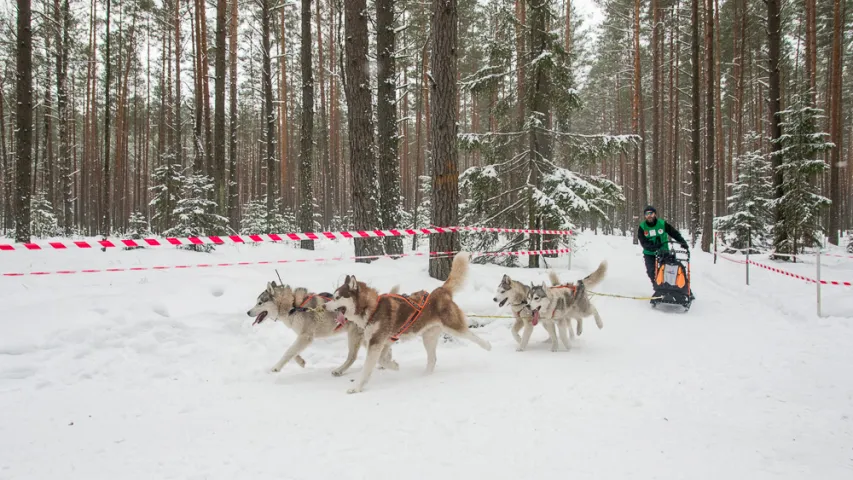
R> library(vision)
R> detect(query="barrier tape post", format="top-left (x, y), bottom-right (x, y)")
top-left (746, 230), bottom-right (750, 286)
top-left (568, 234), bottom-right (573, 270)
top-left (713, 231), bottom-right (718, 265)
top-left (817, 250), bottom-right (822, 317)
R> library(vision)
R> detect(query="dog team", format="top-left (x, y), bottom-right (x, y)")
top-left (246, 251), bottom-right (607, 394)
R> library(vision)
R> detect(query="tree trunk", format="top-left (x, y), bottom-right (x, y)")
top-left (805, 0), bottom-right (816, 104)
top-left (633, 0), bottom-right (647, 211)
top-left (827, 0), bottom-right (845, 245)
top-left (768, 0), bottom-right (786, 252)
top-left (55, 0), bottom-right (72, 234)
top-left (316, 0), bottom-right (330, 227)
top-left (214, 0), bottom-right (227, 214)
top-left (15, 0), bottom-right (33, 242)
top-left (651, 0), bottom-right (662, 209)
top-left (428, 0), bottom-right (459, 280)
top-left (701, 0), bottom-right (714, 252)
top-left (102, 0), bottom-right (112, 236)
top-left (0, 84), bottom-right (9, 232)
top-left (526, 0), bottom-right (551, 268)
top-left (228, 0), bottom-right (239, 229)
top-left (377, 0), bottom-right (403, 255)
top-left (261, 0), bottom-right (276, 216)
top-left (300, 0), bottom-right (315, 249)
top-left (174, 0), bottom-right (183, 169)
top-left (690, 0), bottom-right (701, 246)
top-left (344, 0), bottom-right (384, 260)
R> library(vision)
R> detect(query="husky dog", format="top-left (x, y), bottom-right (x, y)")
top-left (324, 252), bottom-right (492, 394)
top-left (247, 282), bottom-right (398, 376)
top-left (493, 273), bottom-right (564, 351)
top-left (527, 261), bottom-right (607, 351)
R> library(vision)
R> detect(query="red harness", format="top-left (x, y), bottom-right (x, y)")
top-left (366, 293), bottom-right (431, 342)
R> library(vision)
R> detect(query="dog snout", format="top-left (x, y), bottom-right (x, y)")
top-left (246, 310), bottom-right (252, 316)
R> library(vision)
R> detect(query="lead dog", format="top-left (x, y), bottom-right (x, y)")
top-left (247, 282), bottom-right (398, 376)
top-left (527, 261), bottom-right (607, 351)
top-left (324, 252), bottom-right (491, 394)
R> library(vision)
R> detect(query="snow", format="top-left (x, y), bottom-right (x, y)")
top-left (1, 232), bottom-right (852, 479)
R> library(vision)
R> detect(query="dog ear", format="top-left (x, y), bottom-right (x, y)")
top-left (267, 281), bottom-right (275, 294)
top-left (347, 275), bottom-right (358, 291)
top-left (501, 274), bottom-right (510, 285)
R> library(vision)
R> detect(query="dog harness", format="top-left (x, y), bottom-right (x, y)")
top-left (287, 293), bottom-right (344, 331)
top-left (366, 293), bottom-right (431, 342)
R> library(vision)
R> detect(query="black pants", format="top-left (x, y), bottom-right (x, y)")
top-left (644, 254), bottom-right (657, 285)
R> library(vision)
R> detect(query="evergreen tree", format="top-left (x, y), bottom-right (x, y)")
top-left (164, 174), bottom-right (228, 253)
top-left (714, 133), bottom-right (773, 252)
top-left (241, 197), bottom-right (295, 236)
top-left (29, 193), bottom-right (59, 239)
top-left (459, 0), bottom-right (632, 264)
top-left (148, 162), bottom-right (184, 234)
top-left (124, 211), bottom-right (152, 250)
top-left (771, 98), bottom-right (833, 256)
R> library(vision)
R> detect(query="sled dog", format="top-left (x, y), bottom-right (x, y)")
top-left (247, 282), bottom-right (397, 376)
top-left (493, 273), bottom-right (566, 351)
top-left (526, 261), bottom-right (607, 351)
top-left (324, 252), bottom-right (491, 394)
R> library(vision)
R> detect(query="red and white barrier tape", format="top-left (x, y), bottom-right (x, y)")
top-left (743, 258), bottom-right (852, 287)
top-left (0, 225), bottom-right (573, 252)
top-left (1, 248), bottom-right (572, 277)
top-left (718, 253), bottom-right (746, 265)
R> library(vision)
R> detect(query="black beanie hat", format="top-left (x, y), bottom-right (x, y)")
top-left (643, 205), bottom-right (656, 214)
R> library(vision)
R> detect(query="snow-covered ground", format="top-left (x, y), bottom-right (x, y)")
top-left (1, 232), bottom-right (851, 479)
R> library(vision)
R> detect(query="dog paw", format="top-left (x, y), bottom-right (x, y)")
top-left (346, 388), bottom-right (362, 394)
top-left (331, 369), bottom-right (344, 377)
top-left (382, 361), bottom-right (400, 371)
top-left (516, 346), bottom-right (526, 352)
top-left (270, 366), bottom-right (282, 373)
top-left (294, 357), bottom-right (306, 368)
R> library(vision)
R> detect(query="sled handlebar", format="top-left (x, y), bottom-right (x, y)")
top-left (656, 240), bottom-right (690, 261)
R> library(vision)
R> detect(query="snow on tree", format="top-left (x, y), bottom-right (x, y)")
top-left (29, 193), bottom-right (59, 239)
top-left (164, 174), bottom-right (229, 253)
top-left (123, 211), bottom-right (152, 250)
top-left (240, 197), bottom-right (296, 238)
top-left (770, 98), bottom-right (833, 257)
top-left (148, 162), bottom-right (184, 234)
top-left (714, 132), bottom-right (773, 252)
top-left (458, 0), bottom-right (634, 266)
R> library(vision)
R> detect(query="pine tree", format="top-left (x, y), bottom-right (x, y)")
top-left (29, 193), bottom-right (59, 239)
top-left (124, 211), bottom-right (152, 250)
top-left (771, 99), bottom-right (833, 257)
top-left (149, 162), bottom-right (185, 233)
top-left (241, 197), bottom-right (295, 236)
top-left (714, 133), bottom-right (773, 252)
top-left (164, 174), bottom-right (229, 252)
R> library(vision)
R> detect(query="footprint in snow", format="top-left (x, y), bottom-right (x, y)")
top-left (152, 305), bottom-right (170, 318)
top-left (210, 286), bottom-right (225, 297)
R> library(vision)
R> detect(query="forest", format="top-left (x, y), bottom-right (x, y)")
top-left (1, 0), bottom-right (851, 275)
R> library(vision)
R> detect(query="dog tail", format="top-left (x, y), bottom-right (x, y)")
top-left (389, 284), bottom-right (401, 295)
top-left (582, 260), bottom-right (608, 288)
top-left (548, 271), bottom-right (561, 286)
top-left (441, 251), bottom-right (470, 295)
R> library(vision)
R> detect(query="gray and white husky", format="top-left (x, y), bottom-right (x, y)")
top-left (526, 261), bottom-right (607, 351)
top-left (493, 273), bottom-right (564, 351)
top-left (247, 281), bottom-right (397, 376)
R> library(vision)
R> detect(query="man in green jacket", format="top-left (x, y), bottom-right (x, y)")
top-left (637, 205), bottom-right (689, 286)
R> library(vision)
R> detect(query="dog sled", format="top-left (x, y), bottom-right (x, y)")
top-left (650, 241), bottom-right (694, 312)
